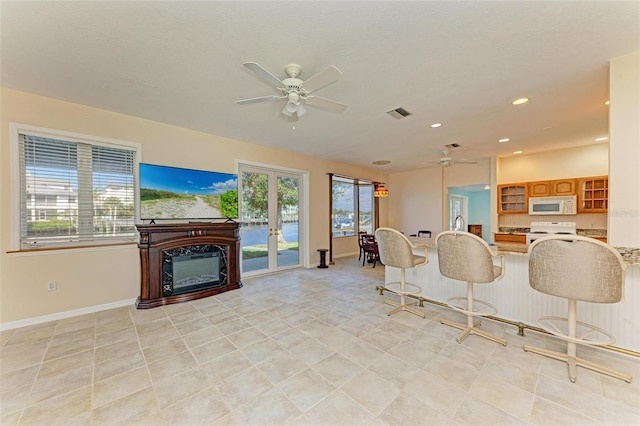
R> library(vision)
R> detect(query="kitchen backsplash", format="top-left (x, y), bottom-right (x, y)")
top-left (498, 213), bottom-right (607, 229)
top-left (498, 226), bottom-right (607, 237)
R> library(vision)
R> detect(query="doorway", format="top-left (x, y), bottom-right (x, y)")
top-left (448, 194), bottom-right (468, 231)
top-left (239, 164), bottom-right (305, 276)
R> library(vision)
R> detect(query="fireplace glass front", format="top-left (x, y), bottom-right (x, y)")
top-left (162, 245), bottom-right (228, 296)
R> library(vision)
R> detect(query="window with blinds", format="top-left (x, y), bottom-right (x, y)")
top-left (16, 129), bottom-right (139, 249)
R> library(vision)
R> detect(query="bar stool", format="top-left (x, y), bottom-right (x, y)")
top-left (524, 235), bottom-right (631, 383)
top-left (435, 231), bottom-right (506, 345)
top-left (375, 227), bottom-right (428, 318)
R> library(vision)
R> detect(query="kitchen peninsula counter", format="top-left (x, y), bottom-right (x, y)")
top-left (409, 236), bottom-right (640, 265)
top-left (397, 237), bottom-right (640, 353)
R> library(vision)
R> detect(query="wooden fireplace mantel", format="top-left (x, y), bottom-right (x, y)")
top-left (135, 222), bottom-right (242, 309)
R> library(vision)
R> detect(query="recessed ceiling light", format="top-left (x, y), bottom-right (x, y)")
top-left (595, 137), bottom-right (608, 142)
top-left (513, 150), bottom-right (523, 154)
top-left (430, 123), bottom-right (442, 128)
top-left (512, 98), bottom-right (529, 105)
top-left (604, 100), bottom-right (610, 105)
top-left (499, 138), bottom-right (510, 143)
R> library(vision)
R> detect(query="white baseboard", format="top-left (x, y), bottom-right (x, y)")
top-left (332, 251), bottom-right (359, 259)
top-left (0, 298), bottom-right (137, 331)
top-left (307, 251), bottom-right (359, 267)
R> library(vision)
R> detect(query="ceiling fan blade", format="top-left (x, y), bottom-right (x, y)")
top-left (242, 62), bottom-right (283, 89)
top-left (306, 95), bottom-right (348, 113)
top-left (300, 65), bottom-right (342, 92)
top-left (236, 95), bottom-right (283, 104)
top-left (453, 160), bottom-right (478, 164)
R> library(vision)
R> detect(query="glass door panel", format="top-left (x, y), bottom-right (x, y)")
top-left (277, 175), bottom-right (300, 268)
top-left (240, 166), bottom-right (302, 275)
top-left (241, 170), bottom-right (270, 273)
top-left (448, 194), bottom-right (467, 231)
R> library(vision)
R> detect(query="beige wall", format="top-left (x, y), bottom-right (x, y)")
top-left (609, 52), bottom-right (640, 247)
top-left (388, 167), bottom-right (443, 235)
top-left (388, 160), bottom-right (492, 235)
top-left (445, 159), bottom-right (491, 188)
top-left (0, 88), bottom-right (386, 324)
top-left (497, 143), bottom-right (609, 184)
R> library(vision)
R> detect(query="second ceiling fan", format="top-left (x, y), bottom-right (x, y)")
top-left (429, 148), bottom-right (478, 167)
top-left (236, 62), bottom-right (348, 121)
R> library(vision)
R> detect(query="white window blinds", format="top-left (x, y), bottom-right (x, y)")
top-left (18, 132), bottom-right (138, 249)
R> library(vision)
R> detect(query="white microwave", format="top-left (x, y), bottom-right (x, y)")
top-left (529, 195), bottom-right (577, 215)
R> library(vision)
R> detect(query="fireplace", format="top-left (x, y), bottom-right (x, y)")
top-left (163, 245), bottom-right (225, 296)
top-left (136, 222), bottom-right (242, 308)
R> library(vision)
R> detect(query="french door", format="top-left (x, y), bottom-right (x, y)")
top-left (239, 164), bottom-right (303, 276)
top-left (448, 194), bottom-right (468, 231)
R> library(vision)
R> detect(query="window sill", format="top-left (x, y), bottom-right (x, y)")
top-left (7, 242), bottom-right (138, 256)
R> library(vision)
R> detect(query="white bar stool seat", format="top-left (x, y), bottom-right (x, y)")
top-left (375, 227), bottom-right (429, 318)
top-left (435, 231), bottom-right (506, 345)
top-left (524, 235), bottom-right (631, 383)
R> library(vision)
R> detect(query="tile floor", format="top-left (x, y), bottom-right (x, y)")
top-left (1, 256), bottom-right (639, 425)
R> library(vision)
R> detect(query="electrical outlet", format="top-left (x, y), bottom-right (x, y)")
top-left (47, 281), bottom-right (57, 291)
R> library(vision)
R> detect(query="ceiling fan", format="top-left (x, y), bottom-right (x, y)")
top-left (236, 62), bottom-right (348, 121)
top-left (429, 148), bottom-right (478, 167)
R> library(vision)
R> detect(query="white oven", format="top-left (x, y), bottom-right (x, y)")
top-left (526, 222), bottom-right (577, 246)
top-left (529, 195), bottom-right (577, 215)
top-left (526, 233), bottom-right (553, 246)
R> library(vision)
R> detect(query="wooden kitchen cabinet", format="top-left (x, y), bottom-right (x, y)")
top-left (528, 179), bottom-right (576, 197)
top-left (578, 176), bottom-right (608, 213)
top-left (551, 179), bottom-right (576, 196)
top-left (528, 181), bottom-right (551, 197)
top-left (468, 224), bottom-right (482, 238)
top-left (498, 184), bottom-right (528, 214)
top-left (494, 233), bottom-right (526, 244)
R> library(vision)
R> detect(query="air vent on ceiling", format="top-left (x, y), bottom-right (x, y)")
top-left (386, 107), bottom-right (412, 119)
top-left (445, 143), bottom-right (460, 149)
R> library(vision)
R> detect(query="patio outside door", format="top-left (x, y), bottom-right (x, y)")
top-left (240, 165), bottom-right (302, 276)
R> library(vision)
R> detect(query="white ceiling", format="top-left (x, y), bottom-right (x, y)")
top-left (1, 1), bottom-right (638, 173)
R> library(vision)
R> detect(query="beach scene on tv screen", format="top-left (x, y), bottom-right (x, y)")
top-left (140, 164), bottom-right (238, 219)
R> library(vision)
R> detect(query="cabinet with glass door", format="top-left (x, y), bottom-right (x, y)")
top-left (498, 184), bottom-right (528, 214)
top-left (578, 176), bottom-right (608, 213)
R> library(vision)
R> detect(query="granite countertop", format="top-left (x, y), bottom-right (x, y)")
top-left (408, 236), bottom-right (640, 266)
top-left (576, 229), bottom-right (608, 237)
top-left (498, 227), bottom-right (529, 234)
top-left (495, 243), bottom-right (640, 266)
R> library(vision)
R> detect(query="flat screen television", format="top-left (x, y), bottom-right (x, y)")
top-left (139, 163), bottom-right (238, 220)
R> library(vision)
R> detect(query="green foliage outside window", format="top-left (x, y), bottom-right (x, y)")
top-left (219, 190), bottom-right (238, 218)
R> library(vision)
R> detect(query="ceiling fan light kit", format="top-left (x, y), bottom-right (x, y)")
top-left (283, 92), bottom-right (307, 117)
top-left (237, 62), bottom-right (347, 121)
